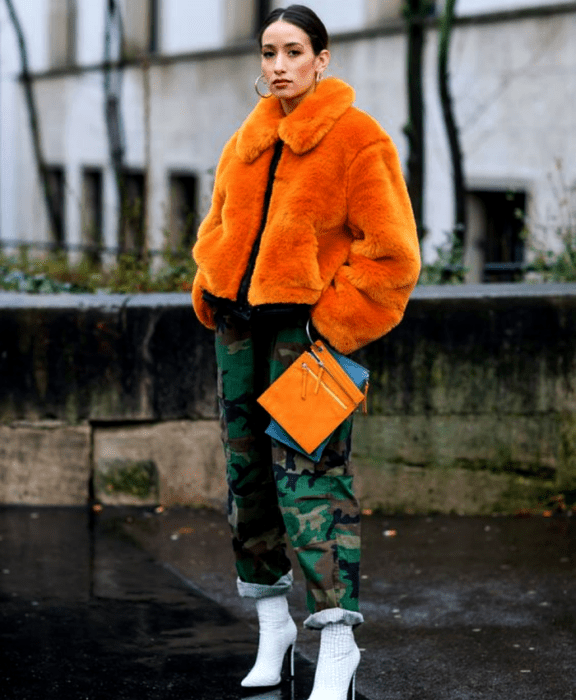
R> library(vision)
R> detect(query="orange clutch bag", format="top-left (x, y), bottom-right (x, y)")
top-left (257, 339), bottom-right (369, 457)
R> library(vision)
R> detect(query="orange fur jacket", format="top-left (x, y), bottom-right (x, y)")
top-left (192, 77), bottom-right (420, 354)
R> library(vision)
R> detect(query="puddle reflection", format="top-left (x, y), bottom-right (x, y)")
top-left (242, 680), bottom-right (294, 700)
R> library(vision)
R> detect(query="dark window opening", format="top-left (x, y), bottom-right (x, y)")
top-left (471, 190), bottom-right (526, 282)
top-left (149, 0), bottom-right (159, 53)
top-left (403, 0), bottom-right (437, 18)
top-left (119, 171), bottom-right (146, 257)
top-left (168, 173), bottom-right (198, 253)
top-left (123, 0), bottom-right (159, 56)
top-left (46, 166), bottom-right (66, 249)
top-left (49, 0), bottom-right (77, 67)
top-left (81, 169), bottom-right (103, 265)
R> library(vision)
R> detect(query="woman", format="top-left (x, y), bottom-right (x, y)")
top-left (192, 5), bottom-right (420, 699)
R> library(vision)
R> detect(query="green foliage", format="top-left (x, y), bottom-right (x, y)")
top-left (527, 160), bottom-right (576, 282)
top-left (529, 217), bottom-right (576, 283)
top-left (98, 459), bottom-right (158, 499)
top-left (531, 234), bottom-right (576, 282)
top-left (0, 242), bottom-right (197, 294)
top-left (418, 231), bottom-right (467, 285)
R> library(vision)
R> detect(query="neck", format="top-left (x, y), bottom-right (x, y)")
top-left (280, 83), bottom-right (316, 115)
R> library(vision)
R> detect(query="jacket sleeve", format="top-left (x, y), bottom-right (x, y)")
top-left (191, 140), bottom-right (234, 329)
top-left (310, 137), bottom-right (421, 355)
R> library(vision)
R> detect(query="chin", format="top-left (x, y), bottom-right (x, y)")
top-left (277, 87), bottom-right (310, 102)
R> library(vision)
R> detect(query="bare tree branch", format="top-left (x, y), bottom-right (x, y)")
top-left (438, 0), bottom-right (466, 243)
top-left (403, 0), bottom-right (432, 241)
top-left (4, 0), bottom-right (61, 242)
top-left (103, 0), bottom-right (128, 254)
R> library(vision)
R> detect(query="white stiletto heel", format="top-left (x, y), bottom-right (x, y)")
top-left (349, 670), bottom-right (356, 700)
top-left (241, 595), bottom-right (298, 689)
top-left (307, 622), bottom-right (360, 700)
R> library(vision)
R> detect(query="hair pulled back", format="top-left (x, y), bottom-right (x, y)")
top-left (258, 5), bottom-right (329, 56)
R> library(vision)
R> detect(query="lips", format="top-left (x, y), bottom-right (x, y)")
top-left (273, 80), bottom-right (291, 87)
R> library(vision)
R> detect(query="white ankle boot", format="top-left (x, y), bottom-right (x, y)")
top-left (307, 622), bottom-right (360, 700)
top-left (241, 594), bottom-right (298, 689)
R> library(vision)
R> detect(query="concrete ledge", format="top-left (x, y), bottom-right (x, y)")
top-left (93, 420), bottom-right (226, 508)
top-left (0, 423), bottom-right (90, 505)
top-left (0, 416), bottom-right (556, 514)
top-left (353, 414), bottom-right (559, 474)
top-left (410, 282), bottom-right (576, 300)
top-left (353, 462), bottom-right (553, 515)
top-left (0, 292), bottom-right (192, 309)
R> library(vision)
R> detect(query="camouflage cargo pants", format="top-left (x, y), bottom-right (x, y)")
top-left (214, 310), bottom-right (362, 626)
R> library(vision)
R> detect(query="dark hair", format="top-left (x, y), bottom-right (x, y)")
top-left (258, 5), bottom-right (329, 56)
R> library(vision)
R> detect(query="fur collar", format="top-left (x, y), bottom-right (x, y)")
top-left (236, 77), bottom-right (355, 163)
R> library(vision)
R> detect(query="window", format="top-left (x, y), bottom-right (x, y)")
top-left (123, 0), bottom-right (159, 55)
top-left (119, 171), bottom-right (146, 256)
top-left (46, 166), bottom-right (66, 249)
top-left (168, 174), bottom-right (198, 253)
top-left (81, 169), bottom-right (103, 264)
top-left (49, 0), bottom-right (77, 68)
top-left (222, 0), bottom-right (260, 43)
top-left (365, 0), bottom-right (405, 23)
top-left (149, 0), bottom-right (160, 52)
top-left (465, 190), bottom-right (526, 283)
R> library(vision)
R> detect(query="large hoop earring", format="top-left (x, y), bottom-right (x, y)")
top-left (255, 74), bottom-right (272, 98)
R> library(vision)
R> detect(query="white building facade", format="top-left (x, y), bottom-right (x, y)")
top-left (0, 0), bottom-right (574, 281)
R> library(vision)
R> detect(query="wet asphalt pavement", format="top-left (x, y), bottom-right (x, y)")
top-left (2, 506), bottom-right (576, 699)
top-left (0, 506), bottom-right (328, 700)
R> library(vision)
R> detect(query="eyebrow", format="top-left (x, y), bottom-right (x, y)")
top-left (261, 42), bottom-right (305, 49)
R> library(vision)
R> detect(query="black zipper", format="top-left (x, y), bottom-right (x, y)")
top-left (236, 139), bottom-right (284, 312)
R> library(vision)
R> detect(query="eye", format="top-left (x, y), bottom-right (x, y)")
top-left (288, 50), bottom-right (301, 57)
top-left (262, 50), bottom-right (275, 59)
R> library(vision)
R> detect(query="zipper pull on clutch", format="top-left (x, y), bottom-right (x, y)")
top-left (314, 367), bottom-right (324, 395)
top-left (301, 363), bottom-right (308, 400)
top-left (362, 381), bottom-right (370, 414)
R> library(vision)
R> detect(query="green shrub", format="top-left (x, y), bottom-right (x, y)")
top-left (418, 230), bottom-right (467, 285)
top-left (0, 245), bottom-right (197, 294)
top-left (524, 160), bottom-right (576, 282)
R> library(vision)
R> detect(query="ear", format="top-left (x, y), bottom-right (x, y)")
top-left (315, 49), bottom-right (330, 75)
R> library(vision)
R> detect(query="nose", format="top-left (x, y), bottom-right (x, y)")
top-left (273, 54), bottom-right (286, 73)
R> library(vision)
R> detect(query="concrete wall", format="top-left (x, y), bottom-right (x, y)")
top-left (1, 285), bottom-right (576, 513)
top-left (354, 284), bottom-right (576, 512)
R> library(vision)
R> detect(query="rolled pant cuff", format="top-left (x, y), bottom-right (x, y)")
top-left (304, 608), bottom-right (364, 629)
top-left (237, 570), bottom-right (294, 599)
